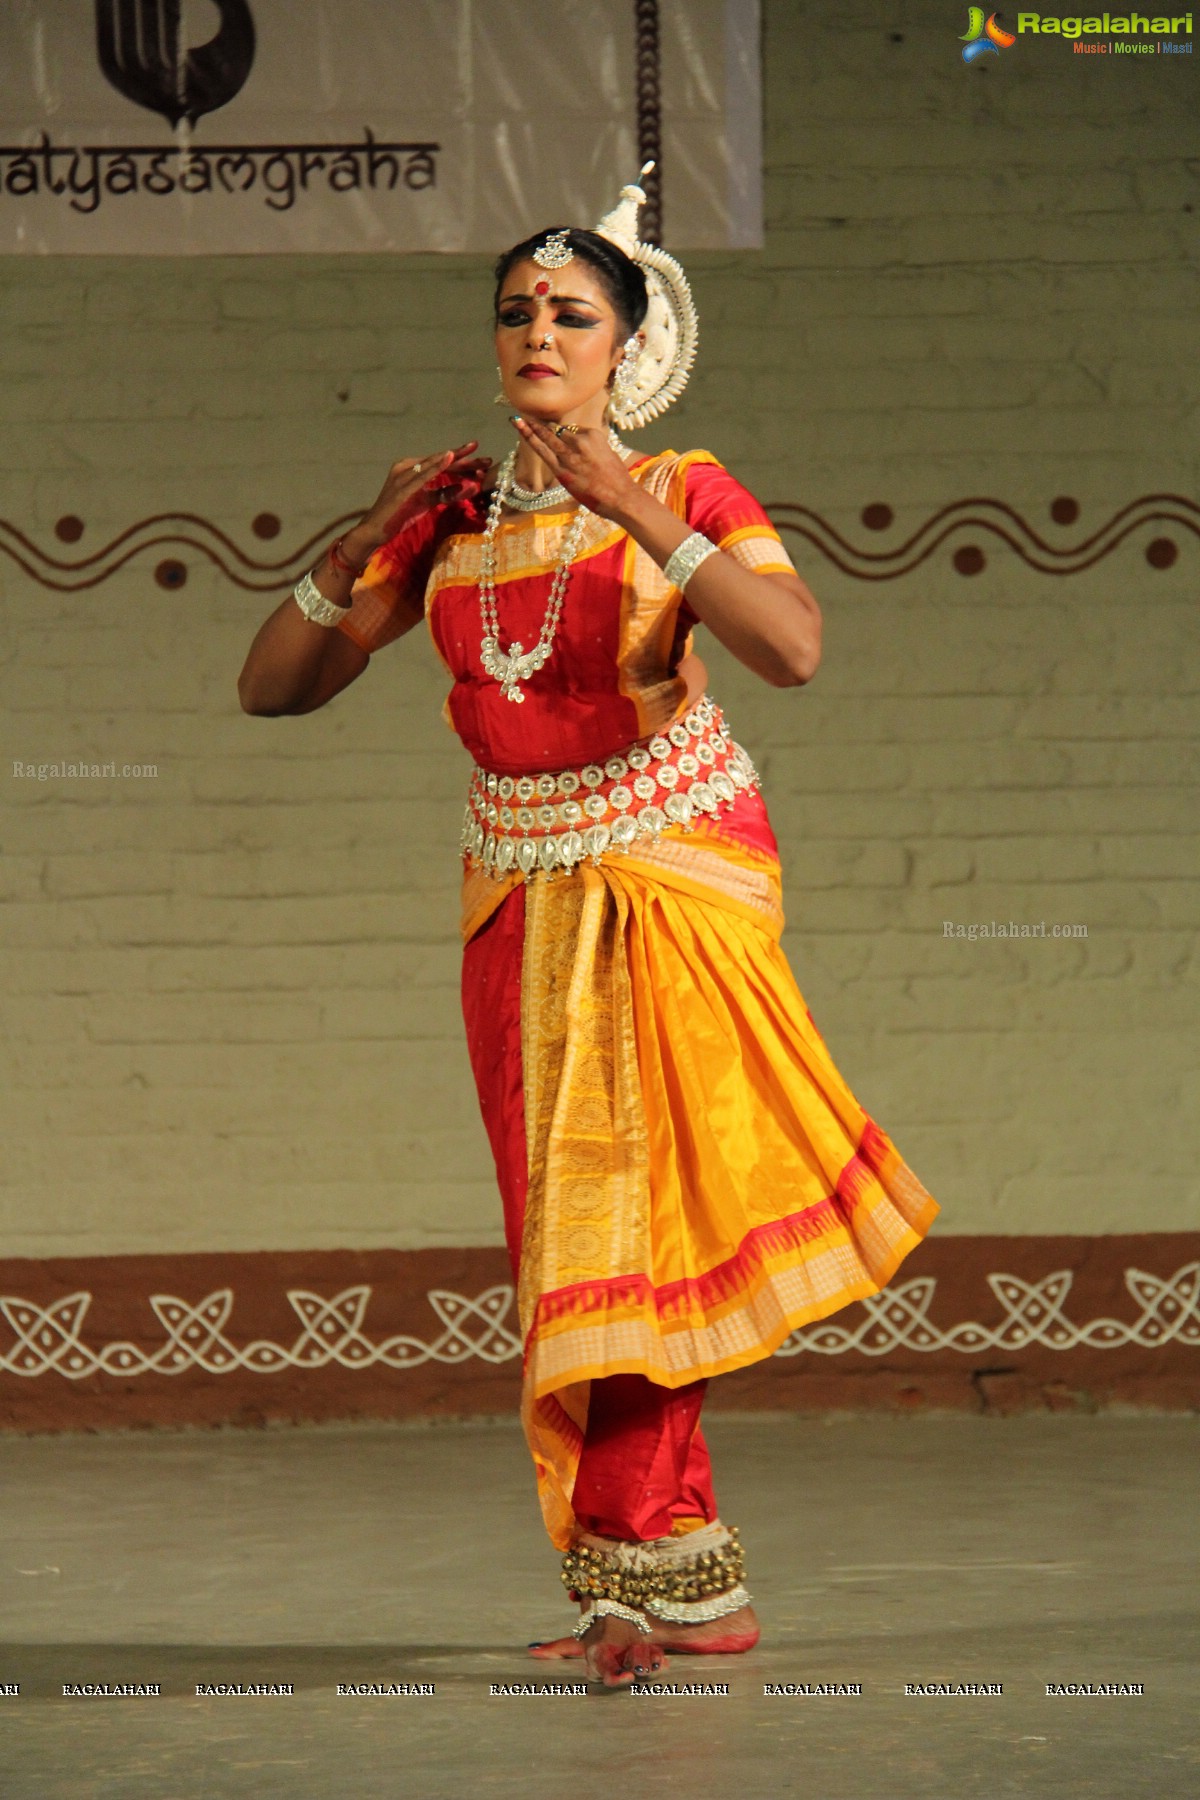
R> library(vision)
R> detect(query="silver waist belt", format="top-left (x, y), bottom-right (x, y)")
top-left (459, 693), bottom-right (762, 882)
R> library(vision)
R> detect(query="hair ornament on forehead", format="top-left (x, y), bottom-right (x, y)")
top-left (592, 161), bottom-right (698, 429)
top-left (531, 227), bottom-right (574, 270)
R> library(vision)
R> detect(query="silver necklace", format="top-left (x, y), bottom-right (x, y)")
top-left (479, 449), bottom-right (591, 703)
top-left (504, 427), bottom-right (629, 512)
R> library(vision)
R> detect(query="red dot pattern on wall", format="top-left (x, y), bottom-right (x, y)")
top-left (763, 494), bottom-right (1197, 583)
top-left (1, 498), bottom-right (1196, 591)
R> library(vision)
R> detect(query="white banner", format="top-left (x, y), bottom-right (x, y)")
top-left (0, 0), bottom-right (762, 253)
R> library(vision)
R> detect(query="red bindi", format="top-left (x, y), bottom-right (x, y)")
top-left (534, 279), bottom-right (550, 296)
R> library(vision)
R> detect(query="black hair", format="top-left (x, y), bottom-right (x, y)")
top-left (492, 227), bottom-right (649, 339)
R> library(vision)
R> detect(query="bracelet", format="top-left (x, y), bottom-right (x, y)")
top-left (571, 1600), bottom-right (653, 1640)
top-left (663, 531), bottom-right (719, 593)
top-left (328, 536), bottom-right (369, 578)
top-left (293, 569), bottom-right (350, 628)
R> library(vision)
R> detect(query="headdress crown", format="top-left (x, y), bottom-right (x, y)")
top-left (591, 163), bottom-right (698, 430)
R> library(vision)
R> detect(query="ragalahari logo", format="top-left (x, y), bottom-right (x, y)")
top-left (960, 7), bottom-right (1018, 59)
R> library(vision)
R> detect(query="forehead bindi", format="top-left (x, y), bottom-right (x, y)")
top-left (501, 261), bottom-right (610, 310)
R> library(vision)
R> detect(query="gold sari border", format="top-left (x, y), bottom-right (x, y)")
top-left (525, 1205), bottom-right (938, 1401)
top-left (610, 831), bottom-right (784, 940)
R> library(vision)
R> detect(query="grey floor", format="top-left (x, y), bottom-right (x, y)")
top-left (0, 1412), bottom-right (1195, 1799)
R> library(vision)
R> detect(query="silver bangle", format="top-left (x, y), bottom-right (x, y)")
top-left (572, 1600), bottom-right (653, 1640)
top-left (293, 569), bottom-right (351, 628)
top-left (662, 531), bottom-right (719, 593)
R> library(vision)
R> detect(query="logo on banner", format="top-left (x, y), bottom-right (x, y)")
top-left (960, 7), bottom-right (1018, 58)
top-left (1, 1), bottom-right (437, 223)
top-left (95, 0), bottom-right (257, 128)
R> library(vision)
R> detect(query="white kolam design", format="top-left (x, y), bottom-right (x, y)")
top-left (772, 1264), bottom-right (1200, 1357)
top-left (1, 1267), bottom-right (1196, 1379)
top-left (0, 1286), bottom-right (520, 1378)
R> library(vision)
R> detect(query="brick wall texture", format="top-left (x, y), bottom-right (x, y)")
top-left (1, 2), bottom-right (1196, 1257)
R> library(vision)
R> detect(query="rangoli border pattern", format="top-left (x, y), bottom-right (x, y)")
top-left (0, 494), bottom-right (1195, 591)
top-left (1, 1266), bottom-right (1196, 1380)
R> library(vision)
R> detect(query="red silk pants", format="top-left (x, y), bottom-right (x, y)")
top-left (461, 881), bottom-right (719, 1542)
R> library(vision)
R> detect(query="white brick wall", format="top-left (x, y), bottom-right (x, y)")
top-left (1, 2), bottom-right (1196, 1255)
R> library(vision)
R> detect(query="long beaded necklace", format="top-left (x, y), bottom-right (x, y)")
top-left (478, 446), bottom-right (601, 703)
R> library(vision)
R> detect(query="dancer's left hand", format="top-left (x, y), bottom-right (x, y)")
top-left (511, 416), bottom-right (639, 520)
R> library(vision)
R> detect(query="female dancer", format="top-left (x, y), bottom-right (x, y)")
top-left (238, 173), bottom-right (939, 1689)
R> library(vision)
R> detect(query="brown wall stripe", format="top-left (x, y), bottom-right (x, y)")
top-left (0, 496), bottom-right (1194, 593)
top-left (1, 1235), bottom-right (1196, 1432)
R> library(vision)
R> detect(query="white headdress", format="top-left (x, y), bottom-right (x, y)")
top-left (588, 163), bottom-right (699, 430)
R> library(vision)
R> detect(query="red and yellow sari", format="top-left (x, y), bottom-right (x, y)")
top-left (339, 449), bottom-right (939, 1550)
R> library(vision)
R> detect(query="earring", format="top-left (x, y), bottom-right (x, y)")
top-left (610, 335), bottom-right (642, 412)
top-left (493, 363), bottom-right (506, 405)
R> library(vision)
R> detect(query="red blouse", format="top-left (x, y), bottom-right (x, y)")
top-left (337, 449), bottom-right (795, 776)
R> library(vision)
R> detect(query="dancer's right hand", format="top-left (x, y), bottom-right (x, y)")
top-left (344, 441), bottom-right (492, 564)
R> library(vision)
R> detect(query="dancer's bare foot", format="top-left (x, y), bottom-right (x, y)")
top-left (546, 1613), bottom-right (667, 1688)
top-left (529, 1602), bottom-right (759, 1672)
top-left (650, 1602), bottom-right (760, 1655)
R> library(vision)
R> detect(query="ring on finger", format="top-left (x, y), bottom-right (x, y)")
top-left (414, 461), bottom-right (423, 475)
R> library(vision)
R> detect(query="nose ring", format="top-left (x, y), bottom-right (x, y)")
top-left (539, 334), bottom-right (553, 350)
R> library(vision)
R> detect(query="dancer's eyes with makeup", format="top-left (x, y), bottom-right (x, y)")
top-left (497, 306), bottom-right (599, 329)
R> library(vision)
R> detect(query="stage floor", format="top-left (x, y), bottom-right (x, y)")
top-left (1, 1412), bottom-right (1194, 1798)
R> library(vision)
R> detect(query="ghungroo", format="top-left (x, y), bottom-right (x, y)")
top-left (563, 1521), bottom-right (750, 1625)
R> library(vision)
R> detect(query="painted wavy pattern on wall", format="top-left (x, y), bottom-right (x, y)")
top-left (1, 1265), bottom-right (1197, 1378)
top-left (0, 509), bottom-right (361, 593)
top-left (766, 493), bottom-right (1199, 579)
top-left (0, 495), bottom-right (1196, 591)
